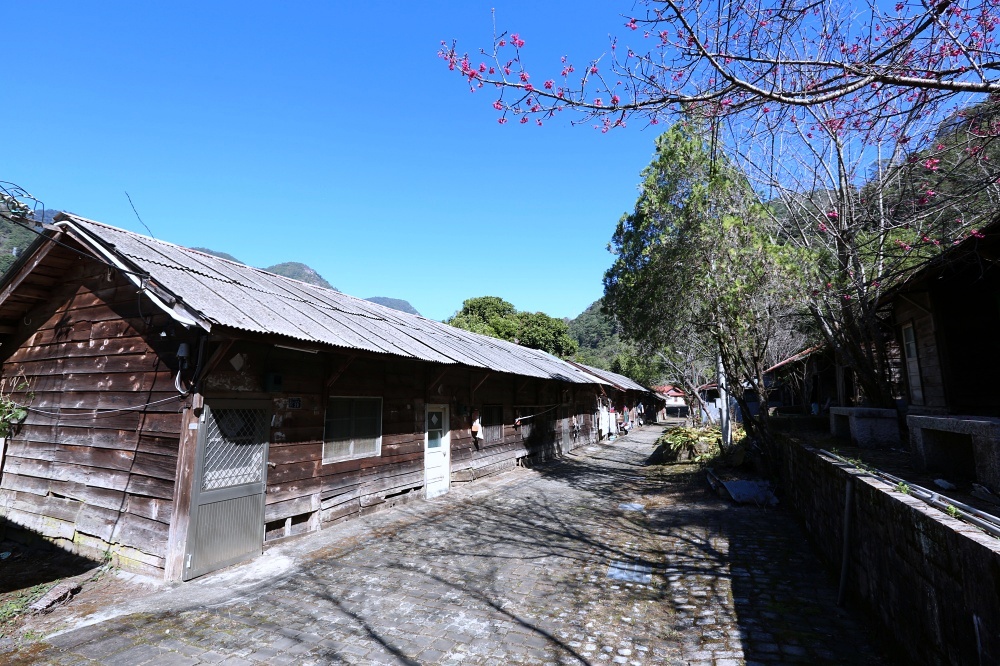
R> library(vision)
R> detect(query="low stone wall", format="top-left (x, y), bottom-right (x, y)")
top-left (829, 407), bottom-right (900, 448)
top-left (780, 437), bottom-right (1000, 665)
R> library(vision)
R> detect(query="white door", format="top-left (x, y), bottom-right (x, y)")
top-left (424, 405), bottom-right (450, 498)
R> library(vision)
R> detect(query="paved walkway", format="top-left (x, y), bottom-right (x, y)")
top-left (7, 426), bottom-right (892, 665)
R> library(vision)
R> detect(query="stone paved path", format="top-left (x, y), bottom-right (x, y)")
top-left (7, 425), bottom-right (894, 665)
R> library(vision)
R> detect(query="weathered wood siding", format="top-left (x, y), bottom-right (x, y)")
top-left (0, 256), bottom-right (185, 575)
top-left (0, 247), bottom-right (605, 564)
top-left (200, 343), bottom-right (597, 543)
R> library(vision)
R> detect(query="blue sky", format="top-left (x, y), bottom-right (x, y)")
top-left (5, 1), bottom-right (661, 322)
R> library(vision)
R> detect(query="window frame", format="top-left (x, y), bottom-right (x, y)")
top-left (322, 395), bottom-right (383, 464)
top-left (901, 323), bottom-right (924, 405)
top-left (481, 404), bottom-right (504, 444)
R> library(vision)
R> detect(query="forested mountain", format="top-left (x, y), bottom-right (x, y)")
top-left (566, 299), bottom-right (665, 387)
top-left (365, 296), bottom-right (420, 315)
top-left (566, 299), bottom-right (622, 369)
top-left (264, 262), bottom-right (338, 291)
top-left (192, 247), bottom-right (243, 263)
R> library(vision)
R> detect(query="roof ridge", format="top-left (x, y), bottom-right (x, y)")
top-left (49, 214), bottom-right (612, 385)
top-left (60, 213), bottom-right (438, 325)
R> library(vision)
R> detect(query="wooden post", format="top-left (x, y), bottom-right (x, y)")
top-left (164, 392), bottom-right (203, 581)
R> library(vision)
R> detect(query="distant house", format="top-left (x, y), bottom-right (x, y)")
top-left (763, 346), bottom-right (838, 415)
top-left (0, 214), bottom-right (658, 581)
top-left (652, 385), bottom-right (686, 417)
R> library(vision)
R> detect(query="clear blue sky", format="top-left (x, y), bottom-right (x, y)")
top-left (5, 1), bottom-right (660, 322)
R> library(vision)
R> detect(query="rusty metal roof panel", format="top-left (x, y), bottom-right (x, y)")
top-left (58, 215), bottom-right (597, 382)
top-left (571, 362), bottom-right (651, 392)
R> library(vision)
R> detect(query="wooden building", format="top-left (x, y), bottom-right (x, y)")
top-left (567, 362), bottom-right (663, 430)
top-left (882, 224), bottom-right (1000, 488)
top-left (0, 214), bottom-right (650, 581)
top-left (887, 225), bottom-right (1000, 416)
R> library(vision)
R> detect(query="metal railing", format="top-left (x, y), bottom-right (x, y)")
top-left (820, 449), bottom-right (1000, 539)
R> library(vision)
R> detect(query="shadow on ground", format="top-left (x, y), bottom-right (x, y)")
top-left (5, 428), bottom-right (899, 665)
top-left (0, 521), bottom-right (100, 595)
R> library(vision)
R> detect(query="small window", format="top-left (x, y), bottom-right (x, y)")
top-left (323, 397), bottom-right (382, 463)
top-left (482, 405), bottom-right (504, 444)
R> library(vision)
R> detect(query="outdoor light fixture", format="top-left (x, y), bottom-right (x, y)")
top-left (176, 342), bottom-right (190, 369)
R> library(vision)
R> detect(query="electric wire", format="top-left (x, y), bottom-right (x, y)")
top-left (513, 404), bottom-right (560, 422)
top-left (0, 211), bottom-right (151, 279)
top-left (124, 190), bottom-right (155, 239)
top-left (17, 392), bottom-right (185, 419)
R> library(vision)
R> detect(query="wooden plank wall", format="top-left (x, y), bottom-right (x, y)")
top-left (204, 343), bottom-right (598, 543)
top-left (0, 256), bottom-right (187, 575)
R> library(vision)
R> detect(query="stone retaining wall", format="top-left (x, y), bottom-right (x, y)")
top-left (780, 438), bottom-right (1000, 665)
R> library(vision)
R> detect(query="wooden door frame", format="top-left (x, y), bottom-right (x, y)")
top-left (424, 403), bottom-right (451, 498)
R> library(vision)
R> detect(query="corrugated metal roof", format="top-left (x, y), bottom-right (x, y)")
top-left (55, 215), bottom-right (599, 384)
top-left (569, 361), bottom-right (652, 393)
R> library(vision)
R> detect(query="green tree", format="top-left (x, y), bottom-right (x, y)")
top-left (0, 195), bottom-right (40, 275)
top-left (609, 346), bottom-right (665, 389)
top-left (447, 296), bottom-right (578, 358)
top-left (605, 121), bottom-right (808, 447)
top-left (446, 296), bottom-right (518, 339)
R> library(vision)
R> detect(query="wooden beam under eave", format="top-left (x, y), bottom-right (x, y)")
top-left (326, 354), bottom-right (356, 389)
top-left (427, 366), bottom-right (450, 395)
top-left (0, 231), bottom-right (63, 309)
top-left (197, 339), bottom-right (235, 382)
top-left (471, 371), bottom-right (492, 397)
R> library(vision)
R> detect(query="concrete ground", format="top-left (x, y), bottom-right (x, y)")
top-left (5, 425), bottom-right (894, 665)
